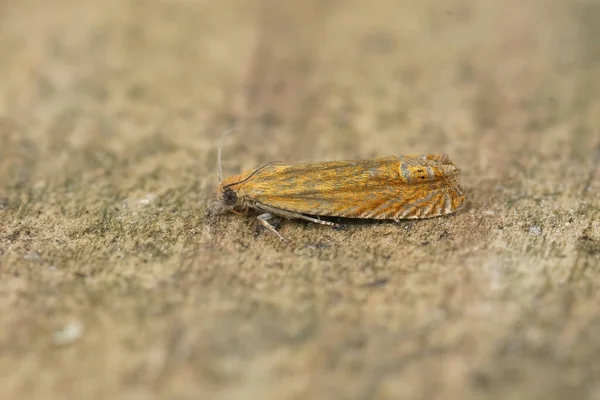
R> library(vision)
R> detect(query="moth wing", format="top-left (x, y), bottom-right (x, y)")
top-left (241, 156), bottom-right (465, 219)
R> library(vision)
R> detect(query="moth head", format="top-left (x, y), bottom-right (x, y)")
top-left (221, 186), bottom-right (239, 207)
top-left (208, 181), bottom-right (240, 216)
top-left (212, 160), bottom-right (280, 215)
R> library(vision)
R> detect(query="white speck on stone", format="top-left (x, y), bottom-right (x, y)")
top-left (482, 210), bottom-right (496, 216)
top-left (53, 321), bottom-right (84, 345)
top-left (529, 226), bottom-right (542, 235)
top-left (23, 251), bottom-right (40, 260)
top-left (139, 194), bottom-right (156, 206)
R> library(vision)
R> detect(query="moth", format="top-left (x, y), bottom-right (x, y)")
top-left (211, 153), bottom-right (466, 241)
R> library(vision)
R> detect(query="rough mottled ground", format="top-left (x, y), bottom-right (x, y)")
top-left (1, 0), bottom-right (599, 399)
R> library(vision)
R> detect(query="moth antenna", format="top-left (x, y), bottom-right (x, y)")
top-left (217, 128), bottom-right (234, 183)
top-left (223, 160), bottom-right (282, 189)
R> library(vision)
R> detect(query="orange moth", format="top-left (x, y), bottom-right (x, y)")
top-left (212, 145), bottom-right (465, 241)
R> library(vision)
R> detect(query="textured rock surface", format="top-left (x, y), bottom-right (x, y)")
top-left (1, 0), bottom-right (599, 399)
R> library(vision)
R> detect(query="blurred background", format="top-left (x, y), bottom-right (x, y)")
top-left (1, 0), bottom-right (599, 399)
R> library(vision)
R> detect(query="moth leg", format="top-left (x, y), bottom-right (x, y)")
top-left (294, 214), bottom-right (338, 227)
top-left (254, 202), bottom-right (340, 228)
top-left (258, 204), bottom-right (339, 227)
top-left (257, 213), bottom-right (287, 242)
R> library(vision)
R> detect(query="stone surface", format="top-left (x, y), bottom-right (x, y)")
top-left (1, 0), bottom-right (599, 399)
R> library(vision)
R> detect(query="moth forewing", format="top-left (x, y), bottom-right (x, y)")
top-left (214, 154), bottom-right (466, 241)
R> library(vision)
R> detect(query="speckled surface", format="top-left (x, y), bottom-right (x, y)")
top-left (1, 0), bottom-right (599, 399)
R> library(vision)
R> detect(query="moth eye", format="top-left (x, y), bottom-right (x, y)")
top-left (222, 189), bottom-right (238, 206)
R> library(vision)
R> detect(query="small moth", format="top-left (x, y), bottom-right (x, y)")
top-left (211, 152), bottom-right (465, 241)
